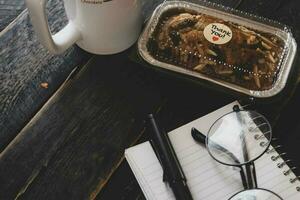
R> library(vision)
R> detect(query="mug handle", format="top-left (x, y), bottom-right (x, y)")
top-left (26, 0), bottom-right (81, 54)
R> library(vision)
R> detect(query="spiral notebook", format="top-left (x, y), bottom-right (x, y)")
top-left (125, 101), bottom-right (300, 200)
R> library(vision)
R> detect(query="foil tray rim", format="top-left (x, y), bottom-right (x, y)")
top-left (138, 1), bottom-right (297, 98)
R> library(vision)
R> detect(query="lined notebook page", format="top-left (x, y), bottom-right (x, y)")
top-left (125, 101), bottom-right (300, 200)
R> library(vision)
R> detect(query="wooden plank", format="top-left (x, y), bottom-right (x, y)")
top-left (16, 57), bottom-right (238, 200)
top-left (96, 86), bottom-right (237, 200)
top-left (235, 0), bottom-right (300, 124)
top-left (97, 159), bottom-right (146, 200)
top-left (0, 0), bottom-right (299, 199)
top-left (95, 75), bottom-right (300, 200)
top-left (96, 0), bottom-right (300, 198)
top-left (0, 0), bottom-right (164, 154)
top-left (97, 82), bottom-right (300, 200)
top-left (273, 85), bottom-right (300, 176)
top-left (0, 54), bottom-right (164, 200)
top-left (232, 0), bottom-right (300, 41)
top-left (0, 0), bottom-right (25, 32)
top-left (0, 0), bottom-right (92, 152)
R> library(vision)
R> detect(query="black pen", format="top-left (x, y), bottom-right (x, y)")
top-left (148, 114), bottom-right (193, 200)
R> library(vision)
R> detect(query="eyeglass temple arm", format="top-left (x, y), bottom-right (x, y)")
top-left (240, 162), bottom-right (258, 190)
top-left (241, 134), bottom-right (258, 189)
top-left (238, 166), bottom-right (248, 189)
top-left (191, 127), bottom-right (258, 189)
top-left (234, 106), bottom-right (258, 189)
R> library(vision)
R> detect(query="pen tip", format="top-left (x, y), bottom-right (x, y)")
top-left (191, 127), bottom-right (206, 145)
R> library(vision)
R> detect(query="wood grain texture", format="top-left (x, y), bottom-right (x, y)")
top-left (95, 79), bottom-right (300, 200)
top-left (97, 158), bottom-right (146, 200)
top-left (0, 54), bottom-right (163, 200)
top-left (18, 55), bottom-right (237, 200)
top-left (97, 0), bottom-right (300, 199)
top-left (273, 85), bottom-right (300, 176)
top-left (0, 0), bottom-right (25, 32)
top-left (0, 0), bottom-right (299, 199)
top-left (0, 0), bottom-right (92, 152)
top-left (235, 0), bottom-right (300, 42)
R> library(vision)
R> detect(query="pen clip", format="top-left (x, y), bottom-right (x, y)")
top-left (150, 140), bottom-right (168, 183)
top-left (238, 98), bottom-right (256, 111)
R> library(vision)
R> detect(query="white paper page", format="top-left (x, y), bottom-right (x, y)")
top-left (125, 101), bottom-right (300, 200)
top-left (125, 142), bottom-right (176, 200)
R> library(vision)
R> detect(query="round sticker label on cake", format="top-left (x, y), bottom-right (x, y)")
top-left (204, 23), bottom-right (232, 45)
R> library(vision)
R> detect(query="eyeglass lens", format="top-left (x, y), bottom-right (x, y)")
top-left (205, 108), bottom-right (282, 199)
top-left (206, 110), bottom-right (272, 166)
top-left (229, 188), bottom-right (282, 200)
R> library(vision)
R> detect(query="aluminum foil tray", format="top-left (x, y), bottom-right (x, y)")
top-left (138, 1), bottom-right (297, 98)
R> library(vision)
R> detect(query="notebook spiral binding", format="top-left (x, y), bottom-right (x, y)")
top-left (239, 101), bottom-right (300, 192)
top-left (264, 140), bottom-right (300, 192)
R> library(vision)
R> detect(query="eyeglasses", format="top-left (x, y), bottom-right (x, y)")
top-left (206, 106), bottom-right (282, 200)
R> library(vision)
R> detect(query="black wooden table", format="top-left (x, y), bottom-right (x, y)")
top-left (1, 0), bottom-right (300, 199)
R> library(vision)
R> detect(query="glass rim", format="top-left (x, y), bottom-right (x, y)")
top-left (229, 188), bottom-right (283, 200)
top-left (206, 109), bottom-right (272, 167)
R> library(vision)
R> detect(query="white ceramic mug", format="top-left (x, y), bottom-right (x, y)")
top-left (26, 0), bottom-right (143, 55)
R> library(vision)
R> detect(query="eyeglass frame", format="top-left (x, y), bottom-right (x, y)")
top-left (205, 105), bottom-right (283, 199)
